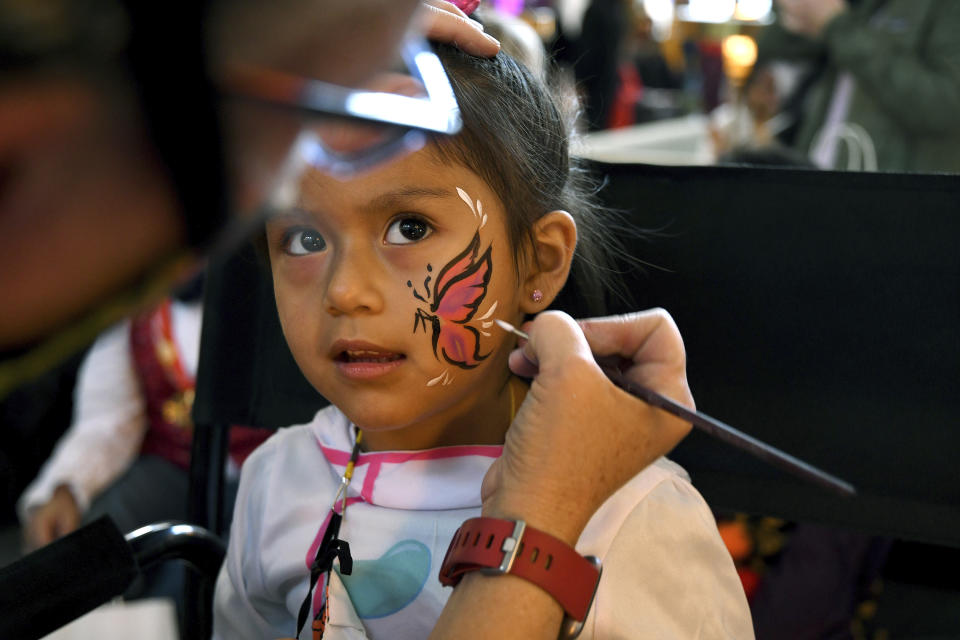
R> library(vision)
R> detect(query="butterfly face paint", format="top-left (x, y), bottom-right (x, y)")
top-left (407, 188), bottom-right (500, 384)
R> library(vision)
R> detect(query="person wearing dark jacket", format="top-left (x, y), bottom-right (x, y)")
top-left (760, 0), bottom-right (960, 172)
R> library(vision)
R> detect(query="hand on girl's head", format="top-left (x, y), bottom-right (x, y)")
top-left (419, 0), bottom-right (500, 57)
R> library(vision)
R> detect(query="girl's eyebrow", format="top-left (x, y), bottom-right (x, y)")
top-left (269, 209), bottom-right (311, 220)
top-left (269, 207), bottom-right (314, 224)
top-left (363, 186), bottom-right (451, 212)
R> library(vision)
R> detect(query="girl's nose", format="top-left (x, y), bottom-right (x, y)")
top-left (322, 247), bottom-right (386, 316)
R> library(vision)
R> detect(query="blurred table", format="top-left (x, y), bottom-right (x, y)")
top-left (575, 114), bottom-right (714, 165)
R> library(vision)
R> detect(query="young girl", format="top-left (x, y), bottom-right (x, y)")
top-left (213, 44), bottom-right (752, 639)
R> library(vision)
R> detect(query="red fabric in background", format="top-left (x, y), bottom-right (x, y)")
top-left (608, 64), bottom-right (644, 129)
top-left (131, 305), bottom-right (269, 471)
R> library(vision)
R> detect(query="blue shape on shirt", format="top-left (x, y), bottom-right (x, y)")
top-left (336, 539), bottom-right (432, 619)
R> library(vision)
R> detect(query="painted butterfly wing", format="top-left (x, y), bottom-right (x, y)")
top-left (432, 233), bottom-right (479, 307)
top-left (432, 232), bottom-right (492, 324)
top-left (438, 322), bottom-right (486, 368)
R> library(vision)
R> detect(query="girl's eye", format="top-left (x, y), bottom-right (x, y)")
top-left (385, 217), bottom-right (432, 245)
top-left (284, 228), bottom-right (327, 255)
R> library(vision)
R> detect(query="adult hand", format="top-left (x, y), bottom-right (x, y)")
top-left (23, 485), bottom-right (81, 551)
top-left (420, 0), bottom-right (500, 57)
top-left (482, 309), bottom-right (693, 544)
top-left (776, 0), bottom-right (847, 38)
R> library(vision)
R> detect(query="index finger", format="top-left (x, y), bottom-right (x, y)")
top-left (419, 0), bottom-right (501, 57)
top-left (578, 308), bottom-right (685, 365)
top-left (518, 310), bottom-right (597, 371)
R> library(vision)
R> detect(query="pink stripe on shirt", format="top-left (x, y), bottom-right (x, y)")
top-left (361, 460), bottom-right (381, 503)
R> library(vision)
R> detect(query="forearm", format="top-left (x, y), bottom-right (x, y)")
top-left (21, 320), bottom-right (146, 516)
top-left (431, 570), bottom-right (564, 640)
top-left (18, 414), bottom-right (144, 520)
top-left (57, 417), bottom-right (145, 510)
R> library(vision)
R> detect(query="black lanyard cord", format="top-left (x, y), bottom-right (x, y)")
top-left (295, 429), bottom-right (363, 639)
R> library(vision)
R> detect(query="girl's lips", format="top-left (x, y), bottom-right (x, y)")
top-left (334, 354), bottom-right (406, 380)
top-left (336, 349), bottom-right (402, 363)
top-left (330, 339), bottom-right (406, 380)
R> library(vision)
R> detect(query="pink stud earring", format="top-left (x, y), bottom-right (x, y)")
top-left (531, 289), bottom-right (543, 303)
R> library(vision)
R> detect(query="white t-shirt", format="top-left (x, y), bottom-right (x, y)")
top-left (213, 406), bottom-right (754, 639)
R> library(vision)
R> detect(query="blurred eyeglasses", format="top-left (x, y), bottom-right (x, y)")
top-left (222, 36), bottom-right (461, 178)
top-left (2, 0), bottom-right (461, 187)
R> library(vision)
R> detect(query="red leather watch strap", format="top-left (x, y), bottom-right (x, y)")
top-left (439, 517), bottom-right (601, 622)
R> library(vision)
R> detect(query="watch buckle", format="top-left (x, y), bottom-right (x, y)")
top-left (490, 519), bottom-right (526, 575)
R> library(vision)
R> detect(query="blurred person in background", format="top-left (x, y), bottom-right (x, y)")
top-left (574, 0), bottom-right (681, 130)
top-left (607, 4), bottom-right (683, 128)
top-left (572, 0), bottom-right (628, 130)
top-left (18, 279), bottom-right (269, 631)
top-left (709, 62), bottom-right (812, 166)
top-left (710, 64), bottom-right (786, 157)
top-left (759, 0), bottom-right (960, 172)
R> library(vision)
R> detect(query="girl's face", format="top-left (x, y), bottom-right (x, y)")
top-left (266, 146), bottom-right (529, 450)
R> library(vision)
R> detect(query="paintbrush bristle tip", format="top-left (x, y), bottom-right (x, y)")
top-left (494, 318), bottom-right (530, 340)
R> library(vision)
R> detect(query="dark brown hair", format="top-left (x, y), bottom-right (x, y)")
top-left (429, 43), bottom-right (629, 314)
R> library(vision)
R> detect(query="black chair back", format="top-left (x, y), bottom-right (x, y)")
top-left (589, 162), bottom-right (960, 547)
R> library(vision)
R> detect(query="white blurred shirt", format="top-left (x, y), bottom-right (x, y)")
top-left (18, 301), bottom-right (202, 521)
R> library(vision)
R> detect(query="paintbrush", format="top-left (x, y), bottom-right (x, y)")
top-left (495, 319), bottom-right (856, 497)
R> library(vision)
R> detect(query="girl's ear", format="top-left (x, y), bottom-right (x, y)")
top-left (520, 210), bottom-right (577, 313)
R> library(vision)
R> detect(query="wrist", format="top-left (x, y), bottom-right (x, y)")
top-left (483, 384), bottom-right (628, 546)
top-left (481, 493), bottom-right (588, 547)
top-left (439, 516), bottom-right (602, 633)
